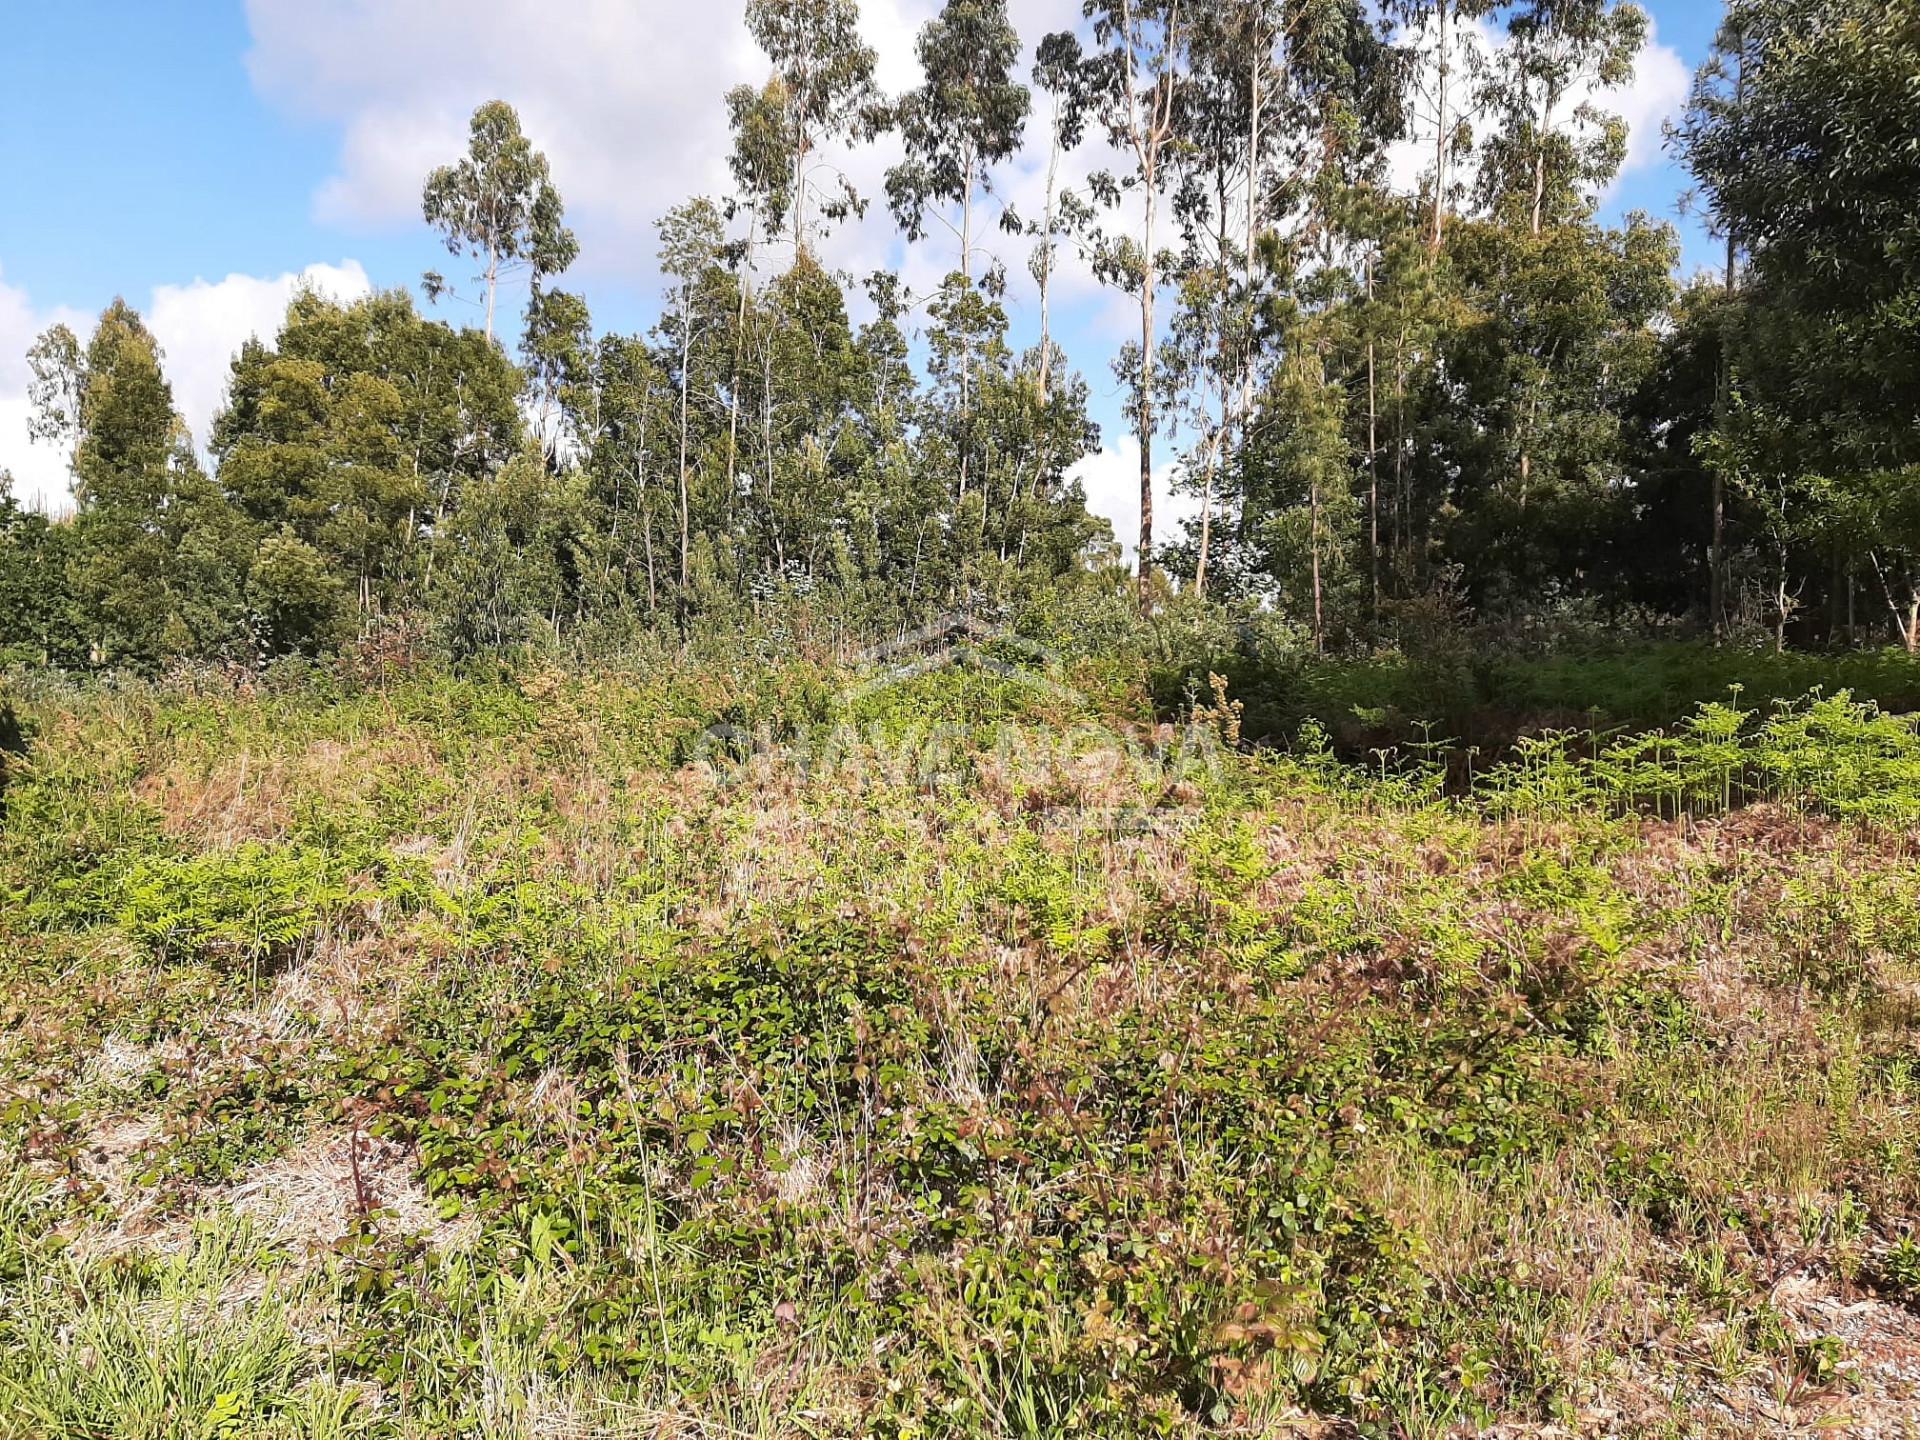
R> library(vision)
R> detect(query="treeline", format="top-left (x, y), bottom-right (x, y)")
top-left (2, 0), bottom-right (1916, 673)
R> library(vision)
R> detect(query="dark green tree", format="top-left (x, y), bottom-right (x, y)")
top-left (46, 302), bottom-right (248, 667)
top-left (1677, 0), bottom-right (1920, 650)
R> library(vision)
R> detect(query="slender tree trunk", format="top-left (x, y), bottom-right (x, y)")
top-left (1529, 79), bottom-right (1560, 238)
top-left (762, 346), bottom-right (782, 574)
top-left (677, 296), bottom-right (694, 600)
top-left (793, 135), bottom-right (807, 257)
top-left (1366, 254), bottom-right (1379, 614)
top-left (726, 232), bottom-right (752, 524)
top-left (1868, 552), bottom-right (1920, 653)
top-left (1430, 0), bottom-right (1450, 253)
top-left (484, 243), bottom-right (499, 344)
top-left (1235, 13), bottom-right (1262, 506)
top-left (1037, 115), bottom-right (1060, 404)
top-left (1138, 172), bottom-right (1156, 611)
top-left (1711, 42), bottom-right (1744, 639)
top-left (958, 151), bottom-right (976, 506)
top-left (1195, 390), bottom-right (1223, 597)
top-left (641, 478), bottom-right (658, 614)
top-left (1310, 471), bottom-right (1324, 653)
top-left (1394, 325), bottom-right (1409, 567)
top-left (1775, 544), bottom-right (1791, 654)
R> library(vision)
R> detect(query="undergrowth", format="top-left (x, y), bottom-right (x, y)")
top-left (2, 651), bottom-right (1917, 1437)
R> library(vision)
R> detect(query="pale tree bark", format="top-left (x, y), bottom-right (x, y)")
top-left (1036, 107), bottom-right (1061, 405)
top-left (1711, 31), bottom-right (1745, 640)
top-left (1365, 253), bottom-right (1379, 613)
top-left (1430, 0), bottom-right (1451, 252)
top-left (1108, 0), bottom-right (1185, 613)
top-left (1869, 552), bottom-right (1920, 654)
top-left (674, 280), bottom-right (700, 601)
top-left (484, 242), bottom-right (499, 343)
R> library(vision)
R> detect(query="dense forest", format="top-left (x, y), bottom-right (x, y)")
top-left (2, 0), bottom-right (1917, 671)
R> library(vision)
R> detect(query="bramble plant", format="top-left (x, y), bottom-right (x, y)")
top-left (1, 647), bottom-right (1917, 1435)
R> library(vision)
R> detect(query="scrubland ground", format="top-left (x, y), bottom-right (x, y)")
top-left (4, 654), bottom-right (1920, 1437)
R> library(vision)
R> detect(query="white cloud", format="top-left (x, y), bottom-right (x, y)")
top-left (0, 260), bottom-right (371, 513)
top-left (1616, 29), bottom-right (1691, 178)
top-left (1069, 435), bottom-right (1189, 561)
top-left (148, 260), bottom-right (373, 456)
top-left (241, 0), bottom-right (1109, 288)
top-left (242, 0), bottom-right (765, 270)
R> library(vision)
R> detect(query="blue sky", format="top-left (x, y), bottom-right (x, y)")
top-left (0, 0), bottom-right (1725, 535)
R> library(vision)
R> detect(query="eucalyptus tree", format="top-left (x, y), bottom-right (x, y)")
top-left (1161, 0), bottom-right (1398, 598)
top-left (1472, 0), bottom-right (1645, 235)
top-left (1677, 0), bottom-right (1920, 650)
top-left (580, 335), bottom-right (674, 614)
top-left (655, 199), bottom-right (733, 601)
top-left (728, 0), bottom-right (882, 258)
top-left (1158, 0), bottom-right (1263, 597)
top-left (1388, 0), bottom-right (1499, 251)
top-left (520, 285), bottom-right (592, 459)
top-left (25, 324), bottom-right (85, 479)
top-left (1677, 9), bottom-right (1752, 633)
top-left (433, 443), bottom-right (596, 654)
top-left (886, 0), bottom-right (1030, 286)
top-left (887, 0), bottom-right (1030, 507)
top-left (1040, 2), bottom-right (1192, 609)
top-left (421, 100), bottom-right (578, 343)
top-left (1027, 35), bottom-right (1097, 405)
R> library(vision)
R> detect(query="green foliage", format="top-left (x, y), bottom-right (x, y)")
top-left (0, 1212), bottom-right (366, 1440)
top-left (421, 99), bottom-right (577, 341)
top-left (118, 843), bottom-right (348, 972)
top-left (5, 656), bottom-right (1914, 1434)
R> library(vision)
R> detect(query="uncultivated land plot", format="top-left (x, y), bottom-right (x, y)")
top-left (3, 658), bottom-right (1920, 1437)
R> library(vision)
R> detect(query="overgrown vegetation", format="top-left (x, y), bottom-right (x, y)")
top-left (5, 0), bottom-right (1920, 1432)
top-left (5, 645), bottom-right (1919, 1436)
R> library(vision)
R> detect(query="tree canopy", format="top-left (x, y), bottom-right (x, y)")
top-left (8, 1), bottom-right (1920, 671)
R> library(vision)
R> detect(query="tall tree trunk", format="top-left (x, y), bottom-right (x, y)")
top-left (1138, 173), bottom-right (1156, 611)
top-left (726, 231), bottom-right (752, 527)
top-left (792, 134), bottom-right (808, 257)
top-left (484, 243), bottom-right (499, 343)
top-left (1195, 381), bottom-right (1225, 597)
top-left (958, 149), bottom-right (976, 507)
top-left (677, 295), bottom-right (693, 600)
top-left (1037, 114), bottom-right (1060, 404)
top-left (1711, 38), bottom-right (1745, 639)
top-left (1529, 78), bottom-right (1561, 237)
top-left (1366, 254), bottom-right (1379, 614)
top-left (1430, 0), bottom-right (1450, 253)
top-left (1235, 9), bottom-right (1263, 507)
top-left (1310, 471), bottom-right (1324, 653)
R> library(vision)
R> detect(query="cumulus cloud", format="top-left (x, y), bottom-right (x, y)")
top-left (0, 260), bottom-right (371, 512)
top-left (242, 0), bottom-right (1116, 290)
top-left (244, 0), bottom-right (764, 267)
